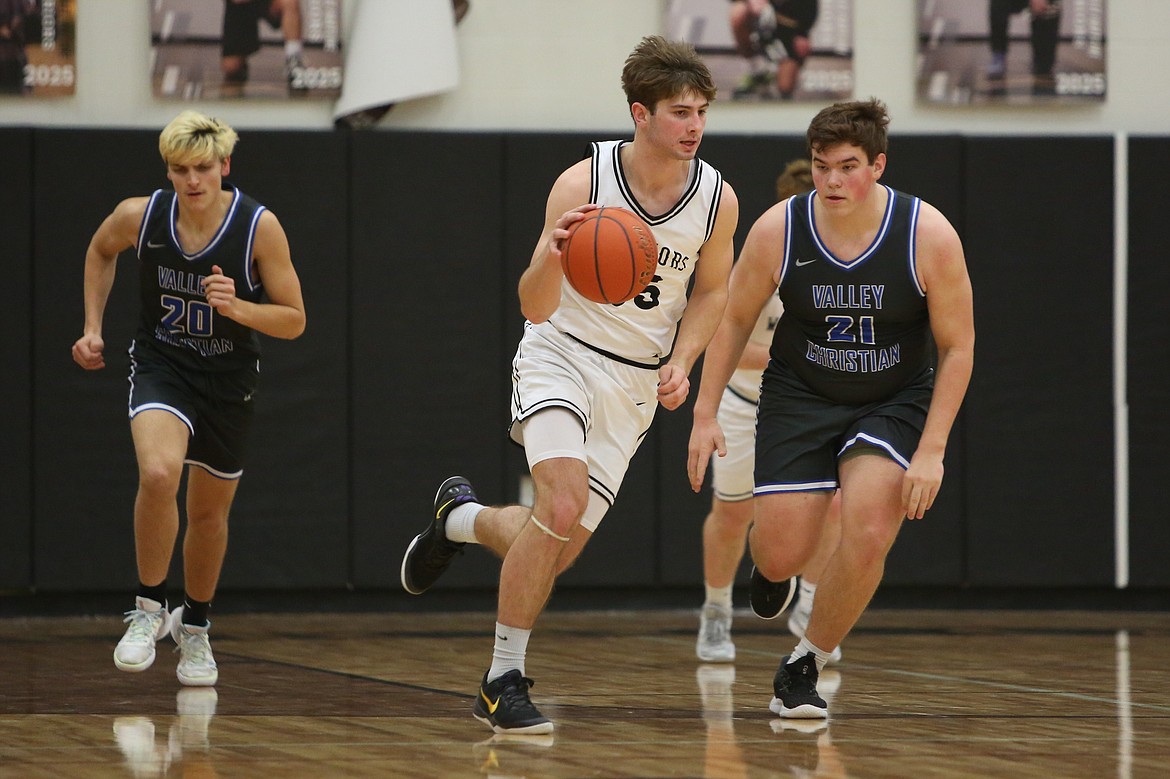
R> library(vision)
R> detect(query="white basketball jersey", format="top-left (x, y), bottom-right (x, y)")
top-left (727, 294), bottom-right (785, 402)
top-left (548, 140), bottom-right (725, 367)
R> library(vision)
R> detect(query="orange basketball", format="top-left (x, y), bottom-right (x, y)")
top-left (560, 206), bottom-right (658, 304)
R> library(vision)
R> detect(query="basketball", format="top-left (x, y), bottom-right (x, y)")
top-left (560, 206), bottom-right (658, 304)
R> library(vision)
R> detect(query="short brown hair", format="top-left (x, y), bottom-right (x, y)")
top-left (775, 159), bottom-right (814, 201)
top-left (806, 98), bottom-right (889, 164)
top-left (621, 35), bottom-right (717, 113)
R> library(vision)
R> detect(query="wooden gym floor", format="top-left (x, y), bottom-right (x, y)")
top-left (2, 607), bottom-right (1169, 778)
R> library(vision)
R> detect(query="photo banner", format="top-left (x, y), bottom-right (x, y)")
top-left (666, 0), bottom-right (854, 103)
top-left (333, 0), bottom-right (463, 128)
top-left (917, 0), bottom-right (1106, 104)
top-left (1, 0), bottom-right (76, 96)
top-left (150, 0), bottom-right (343, 100)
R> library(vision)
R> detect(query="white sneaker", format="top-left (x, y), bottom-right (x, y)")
top-left (787, 598), bottom-right (843, 666)
top-left (170, 606), bottom-right (218, 687)
top-left (114, 597), bottom-right (172, 672)
top-left (696, 603), bottom-right (735, 662)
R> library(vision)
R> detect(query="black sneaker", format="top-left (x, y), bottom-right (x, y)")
top-left (770, 654), bottom-right (828, 719)
top-left (749, 567), bottom-right (796, 620)
top-left (472, 670), bottom-right (554, 734)
top-left (400, 476), bottom-right (476, 594)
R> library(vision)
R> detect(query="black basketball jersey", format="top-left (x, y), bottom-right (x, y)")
top-left (771, 186), bottom-right (932, 405)
top-left (135, 184), bottom-right (265, 372)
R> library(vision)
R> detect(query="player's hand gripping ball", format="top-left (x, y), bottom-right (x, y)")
top-left (561, 206), bottom-right (658, 304)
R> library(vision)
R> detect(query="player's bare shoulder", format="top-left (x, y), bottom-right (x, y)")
top-left (913, 199), bottom-right (967, 291)
top-left (710, 180), bottom-right (740, 239)
top-left (113, 196), bottom-right (151, 229)
top-left (551, 156), bottom-right (594, 199)
top-left (96, 196), bottom-right (151, 251)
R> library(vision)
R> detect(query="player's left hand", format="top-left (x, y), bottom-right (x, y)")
top-left (686, 415), bottom-right (726, 493)
top-left (202, 265), bottom-right (237, 313)
top-left (901, 452), bottom-right (944, 520)
top-left (656, 363), bottom-right (689, 411)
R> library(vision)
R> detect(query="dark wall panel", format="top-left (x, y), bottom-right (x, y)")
top-left (350, 133), bottom-right (508, 588)
top-left (1126, 136), bottom-right (1170, 587)
top-left (963, 137), bottom-right (1114, 586)
top-left (0, 129), bottom-right (33, 591)
top-left (32, 130), bottom-right (160, 591)
top-left (214, 131), bottom-right (350, 588)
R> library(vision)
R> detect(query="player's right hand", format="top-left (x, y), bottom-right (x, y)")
top-left (72, 334), bottom-right (106, 370)
top-left (548, 204), bottom-right (599, 258)
top-left (686, 415), bottom-right (726, 493)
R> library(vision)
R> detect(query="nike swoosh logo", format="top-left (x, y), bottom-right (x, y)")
top-left (794, 258), bottom-right (817, 267)
top-left (481, 689), bottom-right (501, 714)
top-left (435, 498), bottom-right (457, 520)
top-left (496, 634), bottom-right (508, 641)
top-left (146, 241), bottom-right (167, 249)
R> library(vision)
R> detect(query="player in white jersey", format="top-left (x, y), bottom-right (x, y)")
top-left (695, 160), bottom-right (842, 665)
top-left (400, 35), bottom-right (739, 734)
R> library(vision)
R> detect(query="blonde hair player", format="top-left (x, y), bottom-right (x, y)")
top-left (72, 110), bottom-right (306, 688)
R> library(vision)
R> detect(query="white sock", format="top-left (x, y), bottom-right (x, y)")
top-left (487, 623), bottom-right (530, 681)
top-left (444, 502), bottom-right (484, 544)
top-left (790, 637), bottom-right (831, 672)
top-left (798, 579), bottom-right (817, 608)
top-left (704, 582), bottom-right (734, 611)
top-left (284, 40), bottom-right (303, 58)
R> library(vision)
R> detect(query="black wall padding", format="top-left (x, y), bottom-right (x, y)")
top-left (215, 130), bottom-right (350, 588)
top-left (0, 129), bottom-right (33, 591)
top-left (349, 132), bottom-right (509, 588)
top-left (962, 137), bottom-right (1114, 586)
top-left (10, 128), bottom-right (1162, 596)
top-left (33, 130), bottom-right (162, 590)
top-left (1126, 137), bottom-right (1170, 587)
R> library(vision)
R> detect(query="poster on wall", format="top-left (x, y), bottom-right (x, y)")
top-left (665, 0), bottom-right (854, 103)
top-left (1, 0), bottom-right (77, 97)
top-left (917, 0), bottom-right (1106, 104)
top-left (150, 0), bottom-right (343, 100)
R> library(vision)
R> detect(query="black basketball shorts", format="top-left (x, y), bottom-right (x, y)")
top-left (127, 339), bottom-right (258, 479)
top-left (754, 360), bottom-right (933, 495)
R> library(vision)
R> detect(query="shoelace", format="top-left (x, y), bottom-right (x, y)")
top-left (175, 631), bottom-right (215, 667)
top-left (122, 609), bottom-right (163, 642)
top-left (701, 610), bottom-right (730, 643)
top-left (497, 675), bottom-right (538, 712)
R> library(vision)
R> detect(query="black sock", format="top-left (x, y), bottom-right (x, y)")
top-left (182, 596), bottom-right (212, 627)
top-left (137, 581), bottom-right (168, 608)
